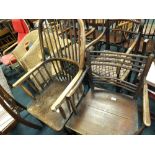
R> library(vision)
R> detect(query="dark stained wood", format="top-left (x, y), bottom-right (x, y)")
top-left (66, 88), bottom-right (138, 135)
top-left (66, 51), bottom-right (153, 135)
top-left (0, 85), bottom-right (42, 134)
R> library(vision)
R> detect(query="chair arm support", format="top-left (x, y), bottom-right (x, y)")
top-left (85, 28), bottom-right (106, 49)
top-left (66, 68), bottom-right (88, 98)
top-left (143, 79), bottom-right (151, 126)
top-left (50, 69), bottom-right (84, 111)
top-left (85, 28), bottom-right (95, 37)
top-left (3, 42), bottom-right (18, 55)
top-left (12, 61), bottom-right (44, 87)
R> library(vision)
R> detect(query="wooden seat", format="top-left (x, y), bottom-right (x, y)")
top-left (66, 88), bottom-right (138, 135)
top-left (27, 81), bottom-right (69, 131)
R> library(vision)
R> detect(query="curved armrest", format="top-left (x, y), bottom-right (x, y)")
top-left (85, 28), bottom-right (95, 37)
top-left (126, 34), bottom-right (140, 54)
top-left (143, 79), bottom-right (151, 126)
top-left (3, 42), bottom-right (18, 55)
top-left (85, 28), bottom-right (106, 49)
top-left (12, 61), bottom-right (44, 87)
top-left (51, 69), bottom-right (83, 111)
top-left (66, 68), bottom-right (88, 97)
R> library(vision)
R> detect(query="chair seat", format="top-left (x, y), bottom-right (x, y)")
top-left (66, 88), bottom-right (138, 135)
top-left (27, 80), bottom-right (71, 131)
top-left (0, 53), bottom-right (17, 65)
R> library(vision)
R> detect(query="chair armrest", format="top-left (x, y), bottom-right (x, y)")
top-left (85, 28), bottom-right (106, 49)
top-left (51, 69), bottom-right (84, 111)
top-left (12, 61), bottom-right (44, 87)
top-left (66, 68), bottom-right (88, 97)
top-left (143, 79), bottom-right (151, 126)
top-left (3, 42), bottom-right (18, 55)
top-left (85, 28), bottom-right (95, 37)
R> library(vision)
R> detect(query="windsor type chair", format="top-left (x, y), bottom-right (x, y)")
top-left (13, 19), bottom-right (105, 131)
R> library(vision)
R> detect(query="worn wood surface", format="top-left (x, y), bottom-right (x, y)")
top-left (66, 88), bottom-right (138, 135)
top-left (28, 81), bottom-right (73, 131)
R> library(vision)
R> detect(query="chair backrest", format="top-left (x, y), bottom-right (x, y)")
top-left (141, 19), bottom-right (155, 39)
top-left (87, 51), bottom-right (154, 97)
top-left (0, 20), bottom-right (17, 54)
top-left (17, 19), bottom-right (86, 94)
top-left (38, 19), bottom-right (86, 69)
top-left (105, 19), bottom-right (142, 52)
top-left (84, 19), bottom-right (106, 28)
top-left (84, 19), bottom-right (106, 45)
top-left (12, 30), bottom-right (39, 64)
top-left (12, 19), bottom-right (30, 43)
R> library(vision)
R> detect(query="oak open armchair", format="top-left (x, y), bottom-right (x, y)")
top-left (65, 51), bottom-right (154, 134)
top-left (12, 19), bottom-right (105, 131)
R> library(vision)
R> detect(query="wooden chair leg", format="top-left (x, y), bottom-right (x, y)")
top-left (17, 117), bottom-right (42, 130)
top-left (134, 125), bottom-right (146, 135)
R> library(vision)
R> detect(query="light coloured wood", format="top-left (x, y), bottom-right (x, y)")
top-left (21, 85), bottom-right (35, 99)
top-left (3, 42), bottom-right (18, 55)
top-left (66, 68), bottom-right (88, 97)
top-left (85, 29), bottom-right (105, 49)
top-left (51, 69), bottom-right (83, 111)
top-left (85, 28), bottom-right (95, 37)
top-left (27, 81), bottom-right (70, 131)
top-left (143, 79), bottom-right (151, 126)
top-left (12, 62), bottom-right (44, 87)
top-left (77, 19), bottom-right (86, 69)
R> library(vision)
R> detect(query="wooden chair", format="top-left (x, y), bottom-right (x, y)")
top-left (104, 20), bottom-right (142, 52)
top-left (84, 19), bottom-right (106, 50)
top-left (65, 51), bottom-right (154, 134)
top-left (12, 19), bottom-right (104, 131)
top-left (0, 66), bottom-right (16, 134)
top-left (0, 85), bottom-right (42, 135)
top-left (138, 19), bottom-right (155, 54)
top-left (0, 20), bottom-right (17, 56)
